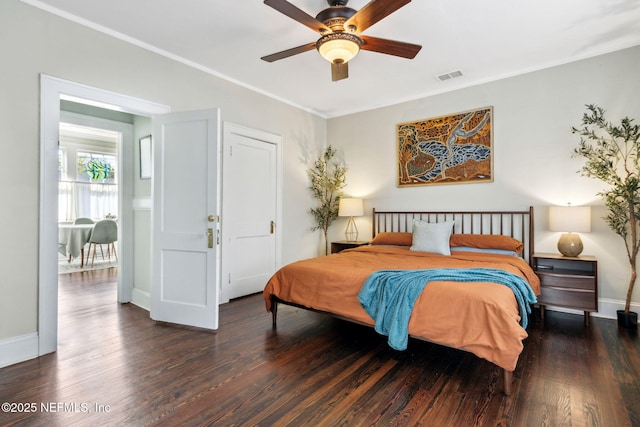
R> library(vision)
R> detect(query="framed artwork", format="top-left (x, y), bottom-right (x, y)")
top-left (397, 106), bottom-right (493, 187)
top-left (139, 135), bottom-right (152, 179)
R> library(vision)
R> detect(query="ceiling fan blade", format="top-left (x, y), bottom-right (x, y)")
top-left (261, 42), bottom-right (317, 62)
top-left (345, 0), bottom-right (411, 33)
top-left (264, 0), bottom-right (330, 34)
top-left (360, 35), bottom-right (422, 59)
top-left (331, 61), bottom-right (349, 81)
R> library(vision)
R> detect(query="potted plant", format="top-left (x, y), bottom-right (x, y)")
top-left (309, 145), bottom-right (347, 255)
top-left (572, 104), bottom-right (640, 328)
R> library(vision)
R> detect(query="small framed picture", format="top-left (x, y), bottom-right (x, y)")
top-left (139, 135), bottom-right (152, 179)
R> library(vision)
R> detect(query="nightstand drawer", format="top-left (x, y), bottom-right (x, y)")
top-left (538, 274), bottom-right (595, 290)
top-left (533, 253), bottom-right (598, 324)
top-left (538, 286), bottom-right (597, 311)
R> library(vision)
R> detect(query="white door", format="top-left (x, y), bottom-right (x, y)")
top-left (222, 124), bottom-right (278, 301)
top-left (150, 109), bottom-right (220, 330)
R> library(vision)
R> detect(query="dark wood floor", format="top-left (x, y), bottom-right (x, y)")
top-left (1, 269), bottom-right (639, 426)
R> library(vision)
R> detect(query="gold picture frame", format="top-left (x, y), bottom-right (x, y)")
top-left (397, 106), bottom-right (493, 187)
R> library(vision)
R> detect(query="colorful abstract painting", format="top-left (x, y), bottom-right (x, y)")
top-left (397, 107), bottom-right (493, 187)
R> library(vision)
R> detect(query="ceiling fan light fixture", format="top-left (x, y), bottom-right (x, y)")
top-left (316, 33), bottom-right (362, 64)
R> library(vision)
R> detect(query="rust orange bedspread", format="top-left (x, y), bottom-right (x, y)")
top-left (263, 245), bottom-right (540, 372)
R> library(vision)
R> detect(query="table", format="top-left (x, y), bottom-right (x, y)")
top-left (532, 252), bottom-right (598, 326)
top-left (58, 224), bottom-right (94, 267)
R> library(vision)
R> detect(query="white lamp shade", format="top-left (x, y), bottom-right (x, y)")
top-left (317, 33), bottom-right (361, 64)
top-left (549, 206), bottom-right (591, 233)
top-left (338, 198), bottom-right (364, 217)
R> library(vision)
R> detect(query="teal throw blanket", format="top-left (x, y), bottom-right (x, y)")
top-left (357, 268), bottom-right (537, 351)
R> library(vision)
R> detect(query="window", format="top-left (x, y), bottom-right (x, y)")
top-left (58, 126), bottom-right (119, 222)
top-left (77, 152), bottom-right (117, 183)
top-left (57, 149), bottom-right (65, 181)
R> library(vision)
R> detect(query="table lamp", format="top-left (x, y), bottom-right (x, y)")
top-left (549, 205), bottom-right (591, 257)
top-left (338, 198), bottom-right (364, 242)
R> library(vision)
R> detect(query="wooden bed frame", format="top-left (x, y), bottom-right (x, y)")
top-left (270, 206), bottom-right (535, 395)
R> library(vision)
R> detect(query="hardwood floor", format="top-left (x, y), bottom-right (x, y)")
top-left (1, 269), bottom-right (639, 426)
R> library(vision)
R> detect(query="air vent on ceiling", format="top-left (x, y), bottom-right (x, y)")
top-left (437, 70), bottom-right (463, 81)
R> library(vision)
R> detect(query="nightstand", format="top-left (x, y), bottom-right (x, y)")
top-left (532, 252), bottom-right (598, 325)
top-left (330, 240), bottom-right (369, 254)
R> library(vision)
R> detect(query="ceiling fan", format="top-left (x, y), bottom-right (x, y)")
top-left (261, 0), bottom-right (422, 81)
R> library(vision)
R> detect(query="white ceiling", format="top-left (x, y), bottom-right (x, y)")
top-left (24, 0), bottom-right (640, 118)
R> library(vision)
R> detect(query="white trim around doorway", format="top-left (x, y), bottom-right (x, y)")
top-left (39, 75), bottom-right (170, 358)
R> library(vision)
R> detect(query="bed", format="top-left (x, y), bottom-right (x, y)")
top-left (263, 207), bottom-right (540, 395)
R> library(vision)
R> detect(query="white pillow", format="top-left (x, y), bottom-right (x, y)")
top-left (410, 220), bottom-right (455, 255)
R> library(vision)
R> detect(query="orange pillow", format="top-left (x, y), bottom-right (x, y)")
top-left (370, 232), bottom-right (412, 246)
top-left (449, 234), bottom-right (524, 254)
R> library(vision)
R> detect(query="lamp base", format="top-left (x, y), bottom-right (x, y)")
top-left (345, 216), bottom-right (359, 242)
top-left (557, 233), bottom-right (583, 257)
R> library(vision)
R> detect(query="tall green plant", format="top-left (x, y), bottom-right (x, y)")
top-left (309, 146), bottom-right (347, 255)
top-left (572, 104), bottom-right (640, 313)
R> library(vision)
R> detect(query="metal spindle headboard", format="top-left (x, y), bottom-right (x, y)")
top-left (372, 207), bottom-right (535, 263)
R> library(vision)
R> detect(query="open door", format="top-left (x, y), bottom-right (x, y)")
top-left (150, 109), bottom-right (220, 330)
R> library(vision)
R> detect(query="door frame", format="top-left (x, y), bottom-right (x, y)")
top-left (39, 75), bottom-right (169, 355)
top-left (220, 123), bottom-right (283, 303)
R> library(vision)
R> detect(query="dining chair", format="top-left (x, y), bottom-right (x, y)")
top-left (87, 219), bottom-right (118, 266)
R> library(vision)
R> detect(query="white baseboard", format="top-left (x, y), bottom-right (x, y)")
top-left (131, 287), bottom-right (150, 311)
top-left (0, 332), bottom-right (39, 368)
top-left (542, 298), bottom-right (640, 321)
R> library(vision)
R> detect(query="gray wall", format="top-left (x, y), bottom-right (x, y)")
top-left (1, 0), bottom-right (638, 361)
top-left (0, 0), bottom-right (325, 344)
top-left (327, 45), bottom-right (640, 311)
